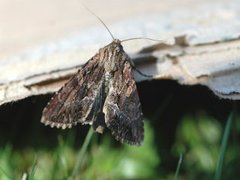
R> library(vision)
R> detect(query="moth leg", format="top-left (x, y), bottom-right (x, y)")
top-left (92, 112), bottom-right (106, 134)
top-left (128, 57), bottom-right (153, 78)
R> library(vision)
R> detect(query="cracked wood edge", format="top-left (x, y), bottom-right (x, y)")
top-left (1, 38), bottom-right (240, 106)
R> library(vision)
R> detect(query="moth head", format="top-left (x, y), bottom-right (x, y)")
top-left (107, 39), bottom-right (123, 52)
top-left (113, 39), bottom-right (121, 44)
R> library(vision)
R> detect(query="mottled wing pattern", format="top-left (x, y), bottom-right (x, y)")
top-left (41, 54), bottom-right (105, 129)
top-left (103, 55), bottom-right (144, 145)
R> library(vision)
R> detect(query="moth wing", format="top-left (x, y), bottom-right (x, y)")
top-left (41, 55), bottom-right (105, 129)
top-left (103, 59), bottom-right (144, 145)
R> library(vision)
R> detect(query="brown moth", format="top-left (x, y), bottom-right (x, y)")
top-left (41, 6), bottom-right (148, 145)
top-left (41, 39), bottom-right (144, 145)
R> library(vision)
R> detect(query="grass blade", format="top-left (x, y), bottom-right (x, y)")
top-left (214, 111), bottom-right (234, 180)
top-left (175, 153), bottom-right (183, 180)
top-left (0, 166), bottom-right (12, 179)
top-left (71, 127), bottom-right (94, 177)
top-left (28, 155), bottom-right (38, 180)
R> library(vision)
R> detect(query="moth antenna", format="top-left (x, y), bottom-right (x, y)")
top-left (82, 3), bottom-right (115, 41)
top-left (121, 37), bottom-right (165, 43)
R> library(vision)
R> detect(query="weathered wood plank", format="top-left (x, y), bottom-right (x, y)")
top-left (1, 0), bottom-right (240, 105)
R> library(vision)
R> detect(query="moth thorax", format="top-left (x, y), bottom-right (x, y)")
top-left (104, 58), bottom-right (117, 73)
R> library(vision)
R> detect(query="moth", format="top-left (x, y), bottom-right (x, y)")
top-left (40, 7), bottom-right (151, 145)
top-left (41, 38), bottom-right (144, 145)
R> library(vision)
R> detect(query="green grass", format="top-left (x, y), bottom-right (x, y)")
top-left (0, 121), bottom-right (160, 179)
top-left (0, 107), bottom-right (239, 179)
top-left (71, 127), bottom-right (94, 177)
top-left (214, 112), bottom-right (234, 180)
top-left (28, 155), bottom-right (38, 180)
top-left (175, 153), bottom-right (183, 180)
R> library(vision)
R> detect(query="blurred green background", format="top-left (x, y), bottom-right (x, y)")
top-left (0, 80), bottom-right (239, 179)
